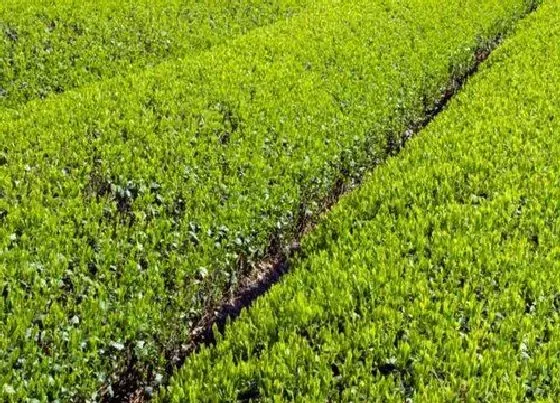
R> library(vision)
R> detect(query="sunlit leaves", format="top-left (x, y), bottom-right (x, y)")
top-left (0, 0), bottom-right (544, 400)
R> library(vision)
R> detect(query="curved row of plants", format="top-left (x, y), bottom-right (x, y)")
top-left (0, 0), bottom-right (311, 109)
top-left (162, 1), bottom-right (560, 400)
top-left (0, 0), bottom-right (541, 400)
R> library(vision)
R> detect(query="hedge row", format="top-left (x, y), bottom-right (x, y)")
top-left (162, 1), bottom-right (560, 400)
top-left (0, 0), bottom-right (540, 400)
top-left (0, 0), bottom-right (310, 109)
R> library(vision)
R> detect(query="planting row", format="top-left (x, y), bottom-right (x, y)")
top-left (0, 0), bottom-right (540, 400)
top-left (162, 1), bottom-right (560, 400)
top-left (0, 0), bottom-right (310, 109)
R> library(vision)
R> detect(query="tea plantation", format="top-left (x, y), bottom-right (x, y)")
top-left (1, 0), bottom-right (557, 401)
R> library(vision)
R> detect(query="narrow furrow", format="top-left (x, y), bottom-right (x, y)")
top-left (135, 33), bottom-right (509, 403)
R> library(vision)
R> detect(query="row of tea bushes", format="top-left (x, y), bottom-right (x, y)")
top-left (0, 0), bottom-right (310, 109)
top-left (162, 0), bottom-right (560, 401)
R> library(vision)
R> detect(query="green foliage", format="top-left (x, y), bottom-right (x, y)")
top-left (0, 0), bottom-right (309, 109)
top-left (161, 1), bottom-right (560, 401)
top-left (0, 0), bottom-right (542, 400)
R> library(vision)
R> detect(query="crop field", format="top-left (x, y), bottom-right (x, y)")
top-left (1, 0), bottom-right (558, 401)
